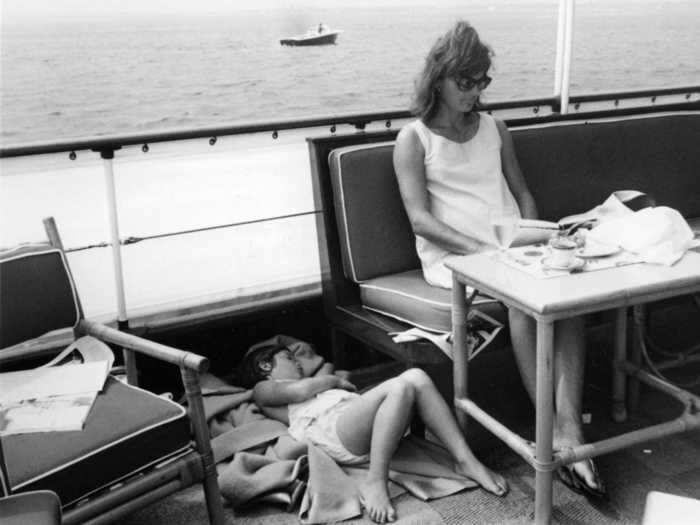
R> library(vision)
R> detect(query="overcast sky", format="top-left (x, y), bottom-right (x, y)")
top-left (2, 0), bottom-right (446, 18)
top-left (2, 0), bottom-right (680, 20)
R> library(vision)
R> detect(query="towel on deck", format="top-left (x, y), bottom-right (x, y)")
top-left (197, 372), bottom-right (478, 524)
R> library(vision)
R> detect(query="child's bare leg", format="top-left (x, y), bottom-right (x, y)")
top-left (399, 369), bottom-right (508, 496)
top-left (335, 378), bottom-right (415, 523)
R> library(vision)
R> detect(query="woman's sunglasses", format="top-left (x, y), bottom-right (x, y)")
top-left (453, 74), bottom-right (492, 91)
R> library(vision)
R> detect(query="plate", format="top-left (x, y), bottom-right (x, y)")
top-left (575, 242), bottom-right (620, 258)
top-left (541, 256), bottom-right (585, 271)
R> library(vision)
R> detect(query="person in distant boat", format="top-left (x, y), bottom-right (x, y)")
top-left (240, 344), bottom-right (508, 524)
top-left (318, 23), bottom-right (325, 34)
top-left (392, 20), bottom-right (606, 500)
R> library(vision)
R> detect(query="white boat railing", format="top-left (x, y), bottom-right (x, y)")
top-left (1, 90), bottom-right (698, 334)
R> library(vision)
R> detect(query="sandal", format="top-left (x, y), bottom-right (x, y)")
top-left (557, 458), bottom-right (607, 500)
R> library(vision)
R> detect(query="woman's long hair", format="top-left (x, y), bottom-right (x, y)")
top-left (410, 20), bottom-right (493, 122)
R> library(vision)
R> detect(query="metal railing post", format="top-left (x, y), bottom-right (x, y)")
top-left (99, 147), bottom-right (138, 385)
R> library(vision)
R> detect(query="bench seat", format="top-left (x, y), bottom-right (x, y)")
top-left (308, 110), bottom-right (700, 371)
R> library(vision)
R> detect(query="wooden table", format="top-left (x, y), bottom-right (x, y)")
top-left (445, 250), bottom-right (700, 525)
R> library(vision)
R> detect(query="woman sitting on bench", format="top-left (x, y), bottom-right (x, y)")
top-left (392, 20), bottom-right (605, 499)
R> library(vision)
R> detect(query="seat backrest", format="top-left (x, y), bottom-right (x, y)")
top-left (512, 112), bottom-right (700, 221)
top-left (0, 244), bottom-right (80, 350)
top-left (328, 142), bottom-right (420, 282)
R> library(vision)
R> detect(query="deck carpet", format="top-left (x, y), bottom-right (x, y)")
top-left (115, 327), bottom-right (700, 525)
top-left (114, 424), bottom-right (699, 525)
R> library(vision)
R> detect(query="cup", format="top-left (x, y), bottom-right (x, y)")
top-left (549, 237), bottom-right (577, 267)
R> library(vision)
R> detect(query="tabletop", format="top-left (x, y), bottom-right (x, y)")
top-left (445, 250), bottom-right (700, 321)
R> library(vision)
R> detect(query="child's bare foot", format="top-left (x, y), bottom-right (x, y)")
top-left (455, 460), bottom-right (509, 497)
top-left (358, 476), bottom-right (396, 523)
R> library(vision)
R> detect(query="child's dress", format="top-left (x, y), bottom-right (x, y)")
top-left (287, 389), bottom-right (370, 465)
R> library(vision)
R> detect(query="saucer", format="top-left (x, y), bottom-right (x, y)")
top-left (541, 256), bottom-right (585, 271)
top-left (575, 242), bottom-right (620, 258)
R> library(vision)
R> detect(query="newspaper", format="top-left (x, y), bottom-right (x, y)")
top-left (511, 190), bottom-right (647, 247)
top-left (0, 336), bottom-right (114, 436)
top-left (390, 309), bottom-right (504, 361)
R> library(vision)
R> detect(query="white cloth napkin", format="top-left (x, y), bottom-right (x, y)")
top-left (590, 189), bottom-right (643, 221)
top-left (587, 206), bottom-right (693, 266)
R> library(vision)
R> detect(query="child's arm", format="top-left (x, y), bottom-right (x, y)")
top-left (313, 361), bottom-right (336, 376)
top-left (254, 375), bottom-right (355, 407)
top-left (308, 359), bottom-right (350, 379)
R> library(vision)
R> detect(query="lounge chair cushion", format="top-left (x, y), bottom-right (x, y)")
top-left (0, 246), bottom-right (79, 349)
top-left (360, 269), bottom-right (507, 333)
top-left (3, 377), bottom-right (190, 506)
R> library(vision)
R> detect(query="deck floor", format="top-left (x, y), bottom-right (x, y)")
top-left (116, 324), bottom-right (700, 525)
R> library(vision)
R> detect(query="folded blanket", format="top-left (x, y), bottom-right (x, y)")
top-left (197, 372), bottom-right (478, 524)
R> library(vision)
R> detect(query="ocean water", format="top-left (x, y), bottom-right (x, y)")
top-left (1, 1), bottom-right (699, 146)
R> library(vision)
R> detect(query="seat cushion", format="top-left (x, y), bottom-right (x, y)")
top-left (359, 269), bottom-right (507, 333)
top-left (3, 377), bottom-right (190, 506)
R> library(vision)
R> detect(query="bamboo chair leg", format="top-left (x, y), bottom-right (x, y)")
top-left (181, 367), bottom-right (226, 525)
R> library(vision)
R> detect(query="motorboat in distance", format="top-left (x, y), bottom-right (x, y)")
top-left (280, 24), bottom-right (342, 46)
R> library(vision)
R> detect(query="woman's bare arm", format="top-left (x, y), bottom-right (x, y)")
top-left (495, 118), bottom-right (538, 220)
top-left (253, 375), bottom-right (356, 407)
top-left (393, 125), bottom-right (488, 255)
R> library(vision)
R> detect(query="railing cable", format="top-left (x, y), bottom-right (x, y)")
top-left (64, 210), bottom-right (320, 252)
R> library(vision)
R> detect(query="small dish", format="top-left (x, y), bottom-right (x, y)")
top-left (575, 242), bottom-right (620, 258)
top-left (541, 255), bottom-right (585, 271)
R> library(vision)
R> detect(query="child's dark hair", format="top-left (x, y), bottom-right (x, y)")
top-left (237, 343), bottom-right (287, 389)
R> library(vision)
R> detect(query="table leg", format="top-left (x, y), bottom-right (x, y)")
top-left (534, 320), bottom-right (554, 525)
top-left (628, 305), bottom-right (644, 412)
top-left (452, 274), bottom-right (469, 432)
top-left (611, 307), bottom-right (628, 423)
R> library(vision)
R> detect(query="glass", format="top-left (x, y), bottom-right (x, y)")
top-left (454, 73), bottom-right (492, 92)
top-left (490, 206), bottom-right (519, 249)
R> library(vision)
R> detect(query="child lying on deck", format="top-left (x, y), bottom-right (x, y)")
top-left (238, 344), bottom-right (508, 524)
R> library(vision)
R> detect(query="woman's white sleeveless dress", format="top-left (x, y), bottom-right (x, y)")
top-left (408, 113), bottom-right (521, 288)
